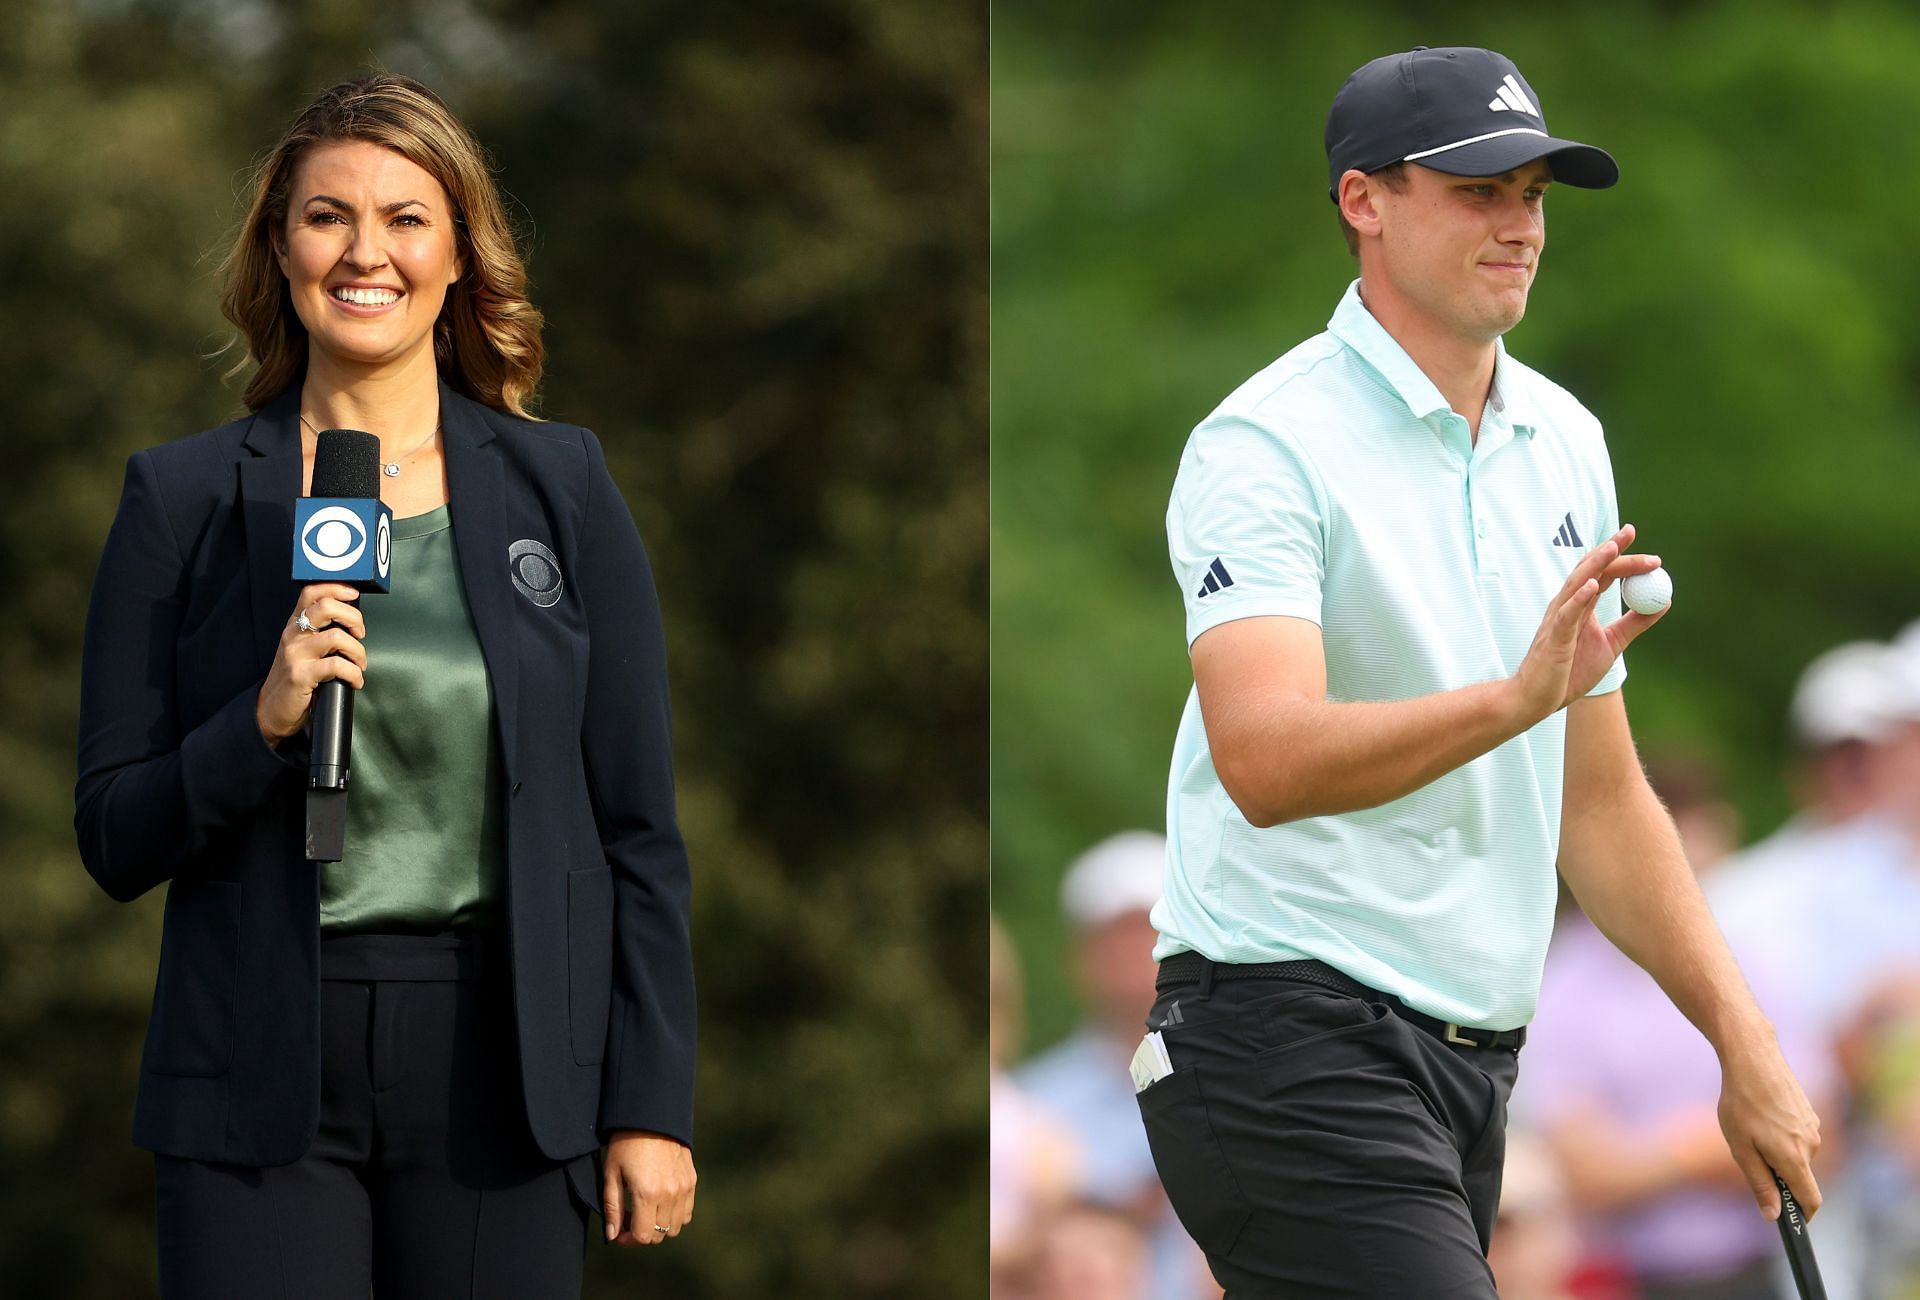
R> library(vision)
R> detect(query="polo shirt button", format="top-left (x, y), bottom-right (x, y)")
top-left (1476, 522), bottom-right (1487, 538)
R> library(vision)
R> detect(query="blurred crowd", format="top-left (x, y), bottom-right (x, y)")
top-left (1516, 623), bottom-right (1920, 1300)
top-left (991, 833), bottom-right (1218, 1300)
top-left (993, 622), bottom-right (1920, 1299)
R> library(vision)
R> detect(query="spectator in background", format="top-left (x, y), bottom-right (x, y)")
top-left (991, 914), bottom-right (1079, 1298)
top-left (1521, 754), bottom-right (1841, 1300)
top-left (1714, 638), bottom-right (1920, 1034)
top-left (1800, 627), bottom-right (1920, 1296)
top-left (1015, 832), bottom-right (1215, 1300)
top-left (1784, 641), bottom-right (1909, 830)
top-left (1818, 632), bottom-right (1920, 1021)
top-left (1711, 642), bottom-right (1909, 940)
top-left (1847, 969), bottom-right (1920, 1298)
top-left (1489, 1129), bottom-right (1588, 1300)
top-left (1706, 636), bottom-right (1920, 1300)
top-left (1029, 1200), bottom-right (1151, 1300)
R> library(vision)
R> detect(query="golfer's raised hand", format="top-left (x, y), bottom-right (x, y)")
top-left (255, 582), bottom-right (367, 747)
top-left (1512, 524), bottom-right (1666, 720)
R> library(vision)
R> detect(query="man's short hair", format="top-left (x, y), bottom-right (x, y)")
top-left (1337, 162), bottom-right (1409, 258)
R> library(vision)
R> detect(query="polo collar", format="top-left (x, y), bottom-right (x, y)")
top-left (1327, 280), bottom-right (1536, 441)
top-left (1329, 280), bottom-right (1450, 421)
top-left (1485, 342), bottom-right (1535, 441)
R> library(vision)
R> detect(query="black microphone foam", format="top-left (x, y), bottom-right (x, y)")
top-left (311, 428), bottom-right (382, 499)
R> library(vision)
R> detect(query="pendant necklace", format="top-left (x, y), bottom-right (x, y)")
top-left (299, 413), bottom-right (441, 477)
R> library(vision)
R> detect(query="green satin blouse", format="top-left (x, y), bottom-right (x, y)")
top-left (320, 503), bottom-right (506, 934)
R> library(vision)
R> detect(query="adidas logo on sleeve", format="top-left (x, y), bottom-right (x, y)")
top-left (1196, 558), bottom-right (1235, 598)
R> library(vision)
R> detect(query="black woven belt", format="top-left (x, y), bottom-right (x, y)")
top-left (1156, 950), bottom-right (1526, 1051)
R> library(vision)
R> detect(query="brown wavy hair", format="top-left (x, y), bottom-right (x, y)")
top-left (216, 73), bottom-right (545, 418)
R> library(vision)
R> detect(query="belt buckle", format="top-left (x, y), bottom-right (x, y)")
top-left (1443, 1022), bottom-right (1479, 1047)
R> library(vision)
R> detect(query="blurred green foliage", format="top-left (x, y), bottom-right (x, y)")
top-left (2, 0), bottom-right (984, 1295)
top-left (994, 2), bottom-right (1920, 1053)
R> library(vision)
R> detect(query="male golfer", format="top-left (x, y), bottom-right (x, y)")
top-left (1136, 46), bottom-right (1822, 1295)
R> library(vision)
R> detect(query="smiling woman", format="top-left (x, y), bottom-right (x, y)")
top-left (74, 73), bottom-right (698, 1297)
top-left (285, 154), bottom-right (461, 314)
top-left (270, 139), bottom-right (466, 478)
top-left (218, 77), bottom-right (544, 432)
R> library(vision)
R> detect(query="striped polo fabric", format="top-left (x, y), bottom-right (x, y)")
top-left (1155, 279), bottom-right (1626, 1030)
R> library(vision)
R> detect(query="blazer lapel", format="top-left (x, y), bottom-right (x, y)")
top-left (441, 379), bottom-right (520, 784)
top-left (239, 379), bottom-right (521, 784)
top-left (240, 388), bottom-right (304, 670)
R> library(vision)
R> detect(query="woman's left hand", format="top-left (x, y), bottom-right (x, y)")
top-left (602, 1129), bottom-right (697, 1246)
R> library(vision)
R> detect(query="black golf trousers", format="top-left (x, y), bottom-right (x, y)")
top-left (1137, 966), bottom-right (1520, 1298)
top-left (154, 930), bottom-right (597, 1298)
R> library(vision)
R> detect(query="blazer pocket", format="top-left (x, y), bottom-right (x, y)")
top-left (567, 864), bottom-right (614, 1066)
top-left (144, 879), bottom-right (242, 1078)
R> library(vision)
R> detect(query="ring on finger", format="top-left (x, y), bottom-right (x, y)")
top-left (296, 609), bottom-right (317, 633)
top-left (653, 1224), bottom-right (670, 1234)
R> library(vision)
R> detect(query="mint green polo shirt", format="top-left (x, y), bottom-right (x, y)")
top-left (1155, 280), bottom-right (1627, 1030)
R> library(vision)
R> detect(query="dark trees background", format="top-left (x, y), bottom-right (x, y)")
top-left (2, 1), bottom-right (985, 1295)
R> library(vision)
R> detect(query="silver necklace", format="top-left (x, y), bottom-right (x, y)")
top-left (299, 413), bottom-right (441, 477)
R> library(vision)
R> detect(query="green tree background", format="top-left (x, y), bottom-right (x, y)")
top-left (995, 3), bottom-right (1920, 1053)
top-left (2, 1), bottom-right (984, 1295)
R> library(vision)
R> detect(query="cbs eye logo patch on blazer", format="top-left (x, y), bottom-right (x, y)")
top-left (508, 538), bottom-right (564, 608)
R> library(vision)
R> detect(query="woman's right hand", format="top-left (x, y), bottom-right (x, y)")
top-left (256, 582), bottom-right (368, 748)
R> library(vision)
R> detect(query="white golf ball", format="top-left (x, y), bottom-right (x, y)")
top-left (1622, 567), bottom-right (1673, 615)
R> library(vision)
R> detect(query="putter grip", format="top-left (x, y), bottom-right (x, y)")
top-left (1774, 1174), bottom-right (1827, 1300)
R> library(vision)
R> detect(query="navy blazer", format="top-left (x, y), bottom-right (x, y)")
top-left (74, 378), bottom-right (695, 1167)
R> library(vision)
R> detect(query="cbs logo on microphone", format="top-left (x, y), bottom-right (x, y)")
top-left (292, 498), bottom-right (394, 592)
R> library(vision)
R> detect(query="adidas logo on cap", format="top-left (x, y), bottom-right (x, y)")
top-left (1487, 74), bottom-right (1539, 117)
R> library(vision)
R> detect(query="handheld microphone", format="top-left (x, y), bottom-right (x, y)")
top-left (292, 429), bottom-right (393, 861)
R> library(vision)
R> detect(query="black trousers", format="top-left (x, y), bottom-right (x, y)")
top-left (154, 931), bottom-right (596, 1299)
top-left (1137, 968), bottom-right (1520, 1298)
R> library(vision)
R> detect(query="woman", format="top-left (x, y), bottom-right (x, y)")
top-left (73, 74), bottom-right (696, 1295)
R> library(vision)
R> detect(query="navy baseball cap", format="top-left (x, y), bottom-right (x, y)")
top-left (1325, 47), bottom-right (1618, 198)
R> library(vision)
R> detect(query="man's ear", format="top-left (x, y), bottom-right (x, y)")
top-left (1338, 169), bottom-right (1386, 241)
